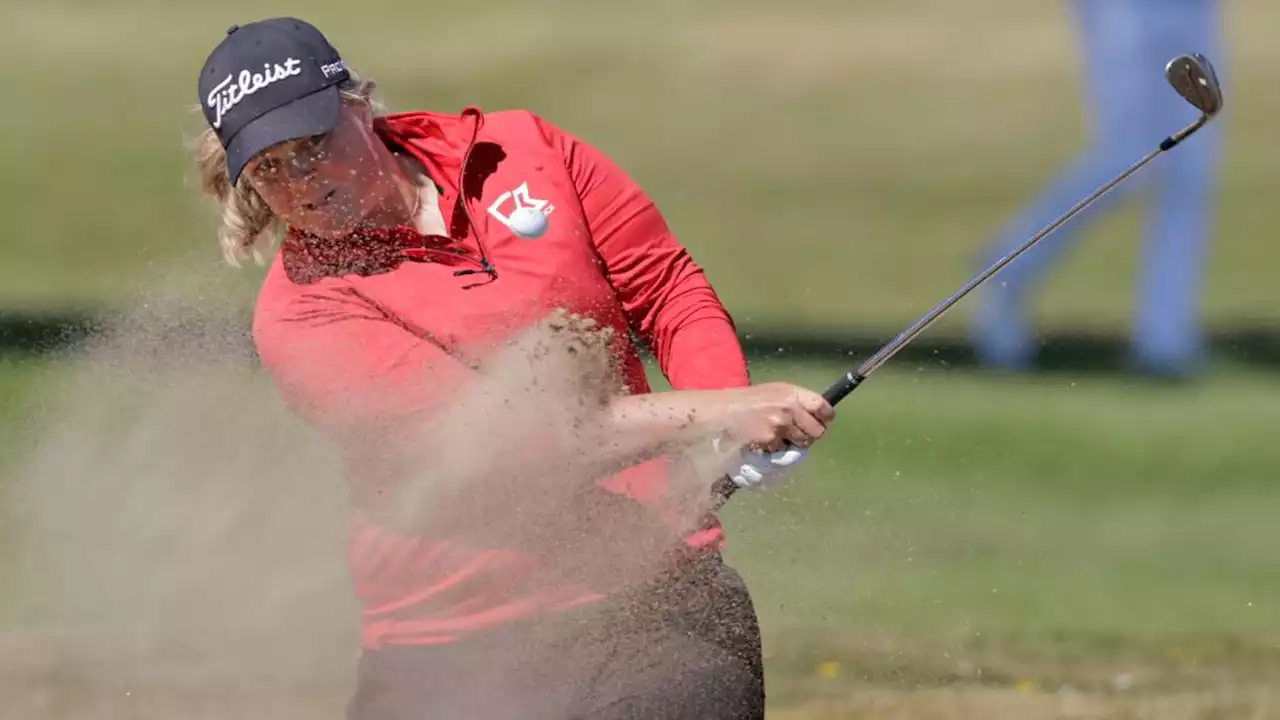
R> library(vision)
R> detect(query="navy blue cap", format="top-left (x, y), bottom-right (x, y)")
top-left (198, 18), bottom-right (351, 184)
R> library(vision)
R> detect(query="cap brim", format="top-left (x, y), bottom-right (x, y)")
top-left (225, 86), bottom-right (342, 185)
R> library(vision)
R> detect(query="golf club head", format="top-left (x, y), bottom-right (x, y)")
top-left (1166, 53), bottom-right (1223, 117)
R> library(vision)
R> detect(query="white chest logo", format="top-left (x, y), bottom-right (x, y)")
top-left (488, 182), bottom-right (555, 239)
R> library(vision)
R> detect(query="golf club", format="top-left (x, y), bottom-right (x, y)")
top-left (713, 53), bottom-right (1223, 503)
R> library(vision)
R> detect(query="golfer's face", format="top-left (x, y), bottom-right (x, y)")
top-left (244, 102), bottom-right (386, 238)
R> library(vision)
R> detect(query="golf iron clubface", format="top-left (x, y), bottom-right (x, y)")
top-left (1166, 53), bottom-right (1224, 119)
top-left (713, 53), bottom-right (1223, 503)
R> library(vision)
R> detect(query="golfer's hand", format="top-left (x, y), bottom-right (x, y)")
top-left (728, 445), bottom-right (810, 490)
top-left (719, 382), bottom-right (834, 452)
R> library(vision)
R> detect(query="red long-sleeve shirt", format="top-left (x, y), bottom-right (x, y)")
top-left (252, 108), bottom-right (749, 648)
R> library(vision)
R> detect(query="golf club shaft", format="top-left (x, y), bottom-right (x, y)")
top-left (822, 113), bottom-right (1211, 406)
top-left (712, 111), bottom-right (1211, 504)
top-left (823, 144), bottom-right (1169, 405)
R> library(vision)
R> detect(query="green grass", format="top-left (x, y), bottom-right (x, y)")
top-left (1, 355), bottom-right (1277, 715)
top-left (0, 357), bottom-right (69, 621)
top-left (713, 362), bottom-right (1280, 705)
top-left (2, 0), bottom-right (1279, 338)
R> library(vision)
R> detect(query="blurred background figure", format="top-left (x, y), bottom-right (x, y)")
top-left (972, 0), bottom-right (1225, 379)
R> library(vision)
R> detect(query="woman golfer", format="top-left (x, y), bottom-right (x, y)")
top-left (193, 17), bottom-right (834, 719)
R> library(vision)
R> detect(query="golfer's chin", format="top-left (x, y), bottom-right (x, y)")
top-left (298, 210), bottom-right (364, 240)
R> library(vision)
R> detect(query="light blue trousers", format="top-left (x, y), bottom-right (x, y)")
top-left (973, 0), bottom-right (1224, 374)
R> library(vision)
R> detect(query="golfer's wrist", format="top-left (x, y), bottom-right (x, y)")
top-left (606, 392), bottom-right (723, 450)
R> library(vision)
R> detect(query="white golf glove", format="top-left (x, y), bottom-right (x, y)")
top-left (728, 446), bottom-right (809, 490)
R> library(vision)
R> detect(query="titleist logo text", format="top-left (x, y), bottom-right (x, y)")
top-left (207, 58), bottom-right (303, 129)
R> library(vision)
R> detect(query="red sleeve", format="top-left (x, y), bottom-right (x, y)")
top-left (534, 115), bottom-right (750, 391)
top-left (253, 283), bottom-right (476, 442)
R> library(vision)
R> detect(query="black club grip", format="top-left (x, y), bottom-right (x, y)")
top-left (822, 372), bottom-right (865, 406)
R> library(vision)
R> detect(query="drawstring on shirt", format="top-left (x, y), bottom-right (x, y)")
top-left (452, 260), bottom-right (498, 290)
top-left (453, 258), bottom-right (498, 289)
top-left (449, 110), bottom-right (499, 289)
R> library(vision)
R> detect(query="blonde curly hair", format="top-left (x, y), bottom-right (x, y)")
top-left (190, 71), bottom-right (384, 266)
